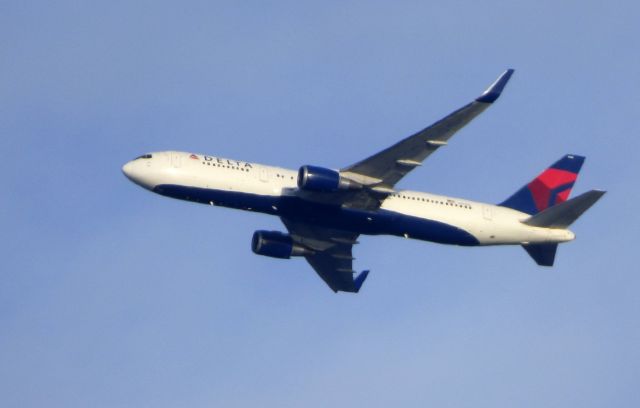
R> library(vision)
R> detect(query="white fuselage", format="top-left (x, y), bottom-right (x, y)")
top-left (122, 151), bottom-right (575, 246)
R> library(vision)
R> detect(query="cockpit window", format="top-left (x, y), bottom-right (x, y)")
top-left (135, 154), bottom-right (153, 160)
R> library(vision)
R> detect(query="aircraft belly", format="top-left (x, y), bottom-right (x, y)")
top-left (149, 184), bottom-right (480, 246)
top-left (153, 184), bottom-right (280, 213)
top-left (278, 199), bottom-right (480, 246)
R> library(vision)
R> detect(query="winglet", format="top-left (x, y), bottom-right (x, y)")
top-left (476, 69), bottom-right (515, 103)
top-left (352, 270), bottom-right (370, 293)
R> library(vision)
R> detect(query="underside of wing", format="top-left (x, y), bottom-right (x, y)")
top-left (305, 252), bottom-right (369, 293)
top-left (342, 69), bottom-right (514, 190)
top-left (280, 217), bottom-right (370, 293)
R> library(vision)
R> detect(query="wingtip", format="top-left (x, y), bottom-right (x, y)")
top-left (353, 270), bottom-right (370, 293)
top-left (476, 68), bottom-right (515, 103)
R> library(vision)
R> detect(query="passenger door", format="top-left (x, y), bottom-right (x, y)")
top-left (259, 167), bottom-right (269, 182)
top-left (171, 152), bottom-right (182, 168)
top-left (482, 205), bottom-right (493, 221)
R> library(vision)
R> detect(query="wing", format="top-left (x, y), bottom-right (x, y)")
top-left (342, 69), bottom-right (514, 190)
top-left (280, 217), bottom-right (369, 293)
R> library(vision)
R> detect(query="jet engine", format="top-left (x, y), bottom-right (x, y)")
top-left (297, 165), bottom-right (362, 192)
top-left (251, 230), bottom-right (312, 259)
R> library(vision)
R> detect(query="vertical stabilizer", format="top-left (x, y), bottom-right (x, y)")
top-left (500, 155), bottom-right (585, 215)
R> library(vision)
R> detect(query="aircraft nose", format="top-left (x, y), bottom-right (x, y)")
top-left (121, 156), bottom-right (158, 191)
top-left (122, 161), bottom-right (135, 180)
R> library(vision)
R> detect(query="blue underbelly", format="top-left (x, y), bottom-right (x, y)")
top-left (153, 185), bottom-right (479, 246)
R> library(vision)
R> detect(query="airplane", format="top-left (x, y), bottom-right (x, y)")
top-left (122, 69), bottom-right (605, 293)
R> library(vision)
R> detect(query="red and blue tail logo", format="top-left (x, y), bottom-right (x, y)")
top-left (500, 155), bottom-right (585, 215)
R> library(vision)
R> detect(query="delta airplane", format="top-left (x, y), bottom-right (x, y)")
top-left (122, 69), bottom-right (605, 293)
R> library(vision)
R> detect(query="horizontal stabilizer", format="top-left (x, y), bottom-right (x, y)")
top-left (522, 243), bottom-right (558, 266)
top-left (523, 190), bottom-right (606, 229)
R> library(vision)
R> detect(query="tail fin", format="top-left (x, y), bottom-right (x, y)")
top-left (500, 154), bottom-right (585, 215)
top-left (523, 190), bottom-right (606, 229)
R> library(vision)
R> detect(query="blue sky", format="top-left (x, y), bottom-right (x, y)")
top-left (1, 1), bottom-right (639, 407)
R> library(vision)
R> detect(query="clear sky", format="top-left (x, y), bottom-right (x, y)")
top-left (1, 1), bottom-right (639, 407)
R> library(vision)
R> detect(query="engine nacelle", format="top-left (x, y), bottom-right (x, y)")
top-left (297, 165), bottom-right (362, 192)
top-left (251, 230), bottom-right (311, 259)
